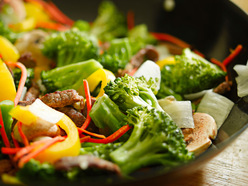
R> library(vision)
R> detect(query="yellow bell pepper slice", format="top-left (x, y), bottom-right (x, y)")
top-left (0, 36), bottom-right (20, 62)
top-left (0, 59), bottom-right (16, 102)
top-left (35, 115), bottom-right (81, 163)
top-left (10, 99), bottom-right (80, 163)
top-left (24, 2), bottom-right (51, 23)
top-left (10, 17), bottom-right (36, 32)
top-left (156, 56), bottom-right (176, 69)
top-left (86, 68), bottom-right (116, 98)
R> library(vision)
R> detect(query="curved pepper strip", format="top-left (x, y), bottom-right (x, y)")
top-left (35, 115), bottom-right (81, 163)
top-left (10, 99), bottom-right (81, 164)
top-left (86, 68), bottom-right (115, 98)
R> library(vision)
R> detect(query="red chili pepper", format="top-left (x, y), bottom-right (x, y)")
top-left (17, 121), bottom-right (29, 147)
top-left (81, 124), bottom-right (132, 144)
top-left (81, 80), bottom-right (92, 130)
top-left (223, 45), bottom-right (243, 67)
top-left (5, 61), bottom-right (27, 106)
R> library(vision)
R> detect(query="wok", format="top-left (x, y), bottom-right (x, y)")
top-left (4, 0), bottom-right (248, 185)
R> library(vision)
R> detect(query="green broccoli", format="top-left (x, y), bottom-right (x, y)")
top-left (109, 106), bottom-right (193, 175)
top-left (72, 20), bottom-right (90, 32)
top-left (80, 142), bottom-right (123, 161)
top-left (0, 20), bottom-right (20, 43)
top-left (41, 59), bottom-right (103, 93)
top-left (90, 1), bottom-right (128, 41)
top-left (128, 24), bottom-right (157, 55)
top-left (42, 28), bottom-right (99, 67)
top-left (89, 94), bottom-right (129, 140)
top-left (16, 159), bottom-right (59, 184)
top-left (98, 38), bottom-right (132, 73)
top-left (159, 48), bottom-right (226, 95)
top-left (13, 68), bottom-right (34, 90)
top-left (104, 74), bottom-right (162, 113)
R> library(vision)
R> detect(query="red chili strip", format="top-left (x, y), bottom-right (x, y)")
top-left (210, 58), bottom-right (228, 82)
top-left (151, 32), bottom-right (191, 48)
top-left (84, 124), bottom-right (132, 144)
top-left (5, 61), bottom-right (27, 106)
top-left (11, 132), bottom-right (20, 148)
top-left (81, 80), bottom-right (92, 130)
top-left (127, 10), bottom-right (135, 30)
top-left (0, 109), bottom-right (10, 148)
top-left (1, 147), bottom-right (22, 154)
top-left (80, 136), bottom-right (91, 143)
top-left (18, 136), bottom-right (65, 168)
top-left (223, 45), bottom-right (243, 67)
top-left (17, 122), bottom-right (29, 147)
top-left (78, 128), bottom-right (106, 139)
top-left (36, 21), bottom-right (69, 31)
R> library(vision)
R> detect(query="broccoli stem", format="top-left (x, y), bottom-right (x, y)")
top-left (89, 94), bottom-right (129, 140)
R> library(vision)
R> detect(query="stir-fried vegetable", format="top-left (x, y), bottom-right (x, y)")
top-left (42, 28), bottom-right (99, 67)
top-left (0, 0), bottom-right (243, 184)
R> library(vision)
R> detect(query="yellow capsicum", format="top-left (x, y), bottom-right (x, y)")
top-left (0, 36), bottom-right (20, 62)
top-left (10, 99), bottom-right (80, 163)
top-left (86, 68), bottom-right (116, 98)
top-left (0, 58), bottom-right (16, 102)
top-left (24, 2), bottom-right (51, 23)
top-left (156, 56), bottom-right (176, 69)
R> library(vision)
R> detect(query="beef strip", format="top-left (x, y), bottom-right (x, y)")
top-left (18, 52), bottom-right (36, 68)
top-left (18, 84), bottom-right (40, 106)
top-left (118, 45), bottom-right (159, 77)
top-left (54, 155), bottom-right (121, 176)
top-left (213, 81), bottom-right (232, 95)
top-left (130, 45), bottom-right (159, 68)
top-left (40, 89), bottom-right (84, 108)
top-left (56, 106), bottom-right (86, 128)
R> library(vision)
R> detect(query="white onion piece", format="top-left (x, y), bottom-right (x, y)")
top-left (233, 64), bottom-right (248, 97)
top-left (133, 60), bottom-right (161, 91)
top-left (197, 91), bottom-right (234, 129)
top-left (158, 96), bottom-right (194, 128)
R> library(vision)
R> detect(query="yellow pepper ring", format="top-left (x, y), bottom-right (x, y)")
top-left (86, 68), bottom-right (115, 98)
top-left (35, 115), bottom-right (81, 163)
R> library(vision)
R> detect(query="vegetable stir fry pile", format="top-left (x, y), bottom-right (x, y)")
top-left (0, 0), bottom-right (245, 185)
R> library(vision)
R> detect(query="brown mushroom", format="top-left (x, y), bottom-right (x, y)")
top-left (182, 112), bottom-right (217, 156)
top-left (13, 120), bottom-right (62, 143)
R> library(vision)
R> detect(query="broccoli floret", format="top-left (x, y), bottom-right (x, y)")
top-left (16, 159), bottom-right (59, 184)
top-left (13, 68), bottom-right (34, 90)
top-left (98, 38), bottom-right (132, 73)
top-left (128, 24), bottom-right (157, 55)
top-left (72, 20), bottom-right (90, 32)
top-left (110, 106), bottom-right (194, 175)
top-left (159, 48), bottom-right (226, 95)
top-left (42, 28), bottom-right (99, 67)
top-left (41, 59), bottom-right (103, 93)
top-left (89, 94), bottom-right (129, 140)
top-left (80, 142), bottom-right (123, 161)
top-left (104, 74), bottom-right (162, 113)
top-left (0, 20), bottom-right (20, 43)
top-left (90, 1), bottom-right (128, 41)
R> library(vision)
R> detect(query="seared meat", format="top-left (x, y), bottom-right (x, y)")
top-left (40, 89), bottom-right (84, 108)
top-left (130, 45), bottom-right (159, 68)
top-left (18, 52), bottom-right (36, 68)
top-left (56, 106), bottom-right (86, 128)
top-left (54, 155), bottom-right (121, 175)
top-left (18, 84), bottom-right (40, 106)
top-left (213, 81), bottom-right (232, 95)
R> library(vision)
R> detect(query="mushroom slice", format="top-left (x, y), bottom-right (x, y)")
top-left (182, 112), bottom-right (217, 156)
top-left (54, 155), bottom-right (121, 176)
